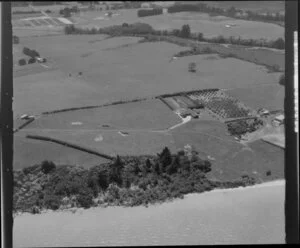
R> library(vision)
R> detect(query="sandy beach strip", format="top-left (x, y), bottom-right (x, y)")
top-left (13, 180), bottom-right (285, 247)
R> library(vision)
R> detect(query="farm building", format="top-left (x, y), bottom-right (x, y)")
top-left (275, 114), bottom-right (284, 122)
top-left (273, 114), bottom-right (285, 126)
top-left (258, 108), bottom-right (270, 116)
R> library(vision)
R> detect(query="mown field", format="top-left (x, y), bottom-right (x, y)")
top-left (24, 99), bottom-right (181, 130)
top-left (13, 36), bottom-right (281, 118)
top-left (71, 9), bottom-right (284, 40)
top-left (13, 135), bottom-right (109, 170)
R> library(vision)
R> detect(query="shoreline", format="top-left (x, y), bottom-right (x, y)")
top-left (14, 179), bottom-right (285, 246)
top-left (14, 179), bottom-right (285, 217)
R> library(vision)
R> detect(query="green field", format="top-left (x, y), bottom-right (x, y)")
top-left (225, 84), bottom-right (284, 111)
top-left (13, 12), bottom-right (284, 184)
top-left (72, 9), bottom-right (284, 40)
top-left (13, 135), bottom-right (109, 170)
top-left (202, 1), bottom-right (285, 14)
top-left (16, 116), bottom-right (284, 182)
top-left (13, 36), bottom-right (281, 118)
top-left (25, 99), bottom-right (181, 130)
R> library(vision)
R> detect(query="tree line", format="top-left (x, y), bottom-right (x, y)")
top-left (13, 146), bottom-right (256, 213)
top-left (137, 8), bottom-right (163, 17)
top-left (64, 23), bottom-right (285, 50)
top-left (167, 3), bottom-right (284, 23)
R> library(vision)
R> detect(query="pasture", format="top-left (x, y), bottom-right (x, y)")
top-left (202, 1), bottom-right (285, 14)
top-left (25, 99), bottom-right (181, 130)
top-left (16, 115), bottom-right (284, 182)
top-left (72, 9), bottom-right (284, 40)
top-left (13, 135), bottom-right (109, 170)
top-left (172, 130), bottom-right (284, 181)
top-left (14, 37), bottom-right (281, 118)
top-left (17, 129), bottom-right (177, 158)
top-left (225, 84), bottom-right (284, 111)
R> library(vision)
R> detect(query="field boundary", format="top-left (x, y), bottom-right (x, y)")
top-left (41, 97), bottom-right (148, 115)
top-left (26, 134), bottom-right (114, 160)
top-left (14, 118), bottom-right (35, 133)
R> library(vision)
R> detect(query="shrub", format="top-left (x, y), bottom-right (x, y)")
top-left (279, 74), bottom-right (285, 86)
top-left (77, 193), bottom-right (93, 208)
top-left (28, 57), bottom-right (36, 64)
top-left (266, 170), bottom-right (272, 176)
top-left (188, 62), bottom-right (196, 72)
top-left (22, 164), bottom-right (40, 175)
top-left (23, 47), bottom-right (40, 58)
top-left (44, 194), bottom-right (61, 210)
top-left (18, 58), bottom-right (26, 66)
top-left (13, 35), bottom-right (19, 44)
top-left (41, 160), bottom-right (56, 174)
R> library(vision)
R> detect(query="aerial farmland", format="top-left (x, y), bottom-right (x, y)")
top-left (12, 1), bottom-right (286, 245)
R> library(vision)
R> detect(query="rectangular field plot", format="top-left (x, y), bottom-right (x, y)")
top-left (13, 135), bottom-right (109, 170)
top-left (187, 89), bottom-right (254, 120)
top-left (52, 18), bottom-right (65, 25)
top-left (18, 129), bottom-right (177, 157)
top-left (29, 19), bottom-right (42, 26)
top-left (24, 99), bottom-right (181, 130)
top-left (38, 18), bottom-right (52, 26)
top-left (225, 85), bottom-right (284, 111)
top-left (172, 131), bottom-right (284, 182)
top-left (50, 18), bottom-right (64, 26)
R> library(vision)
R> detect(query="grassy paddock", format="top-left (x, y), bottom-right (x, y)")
top-left (13, 135), bottom-right (109, 170)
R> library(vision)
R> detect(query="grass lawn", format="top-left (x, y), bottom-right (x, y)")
top-left (13, 135), bottom-right (109, 170)
top-left (25, 99), bottom-right (181, 130)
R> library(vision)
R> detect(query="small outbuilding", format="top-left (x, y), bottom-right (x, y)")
top-left (273, 114), bottom-right (285, 126)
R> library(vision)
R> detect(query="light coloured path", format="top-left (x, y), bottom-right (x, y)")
top-left (13, 180), bottom-right (285, 247)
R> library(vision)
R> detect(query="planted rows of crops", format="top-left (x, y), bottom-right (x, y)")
top-left (187, 89), bottom-right (252, 120)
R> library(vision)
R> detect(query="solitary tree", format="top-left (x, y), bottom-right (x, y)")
top-left (109, 155), bottom-right (124, 186)
top-left (18, 58), bottom-right (26, 66)
top-left (279, 74), bottom-right (285, 86)
top-left (188, 62), bottom-right (197, 72)
top-left (180, 24), bottom-right (191, 38)
top-left (197, 32), bottom-right (204, 41)
top-left (273, 38), bottom-right (285, 50)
